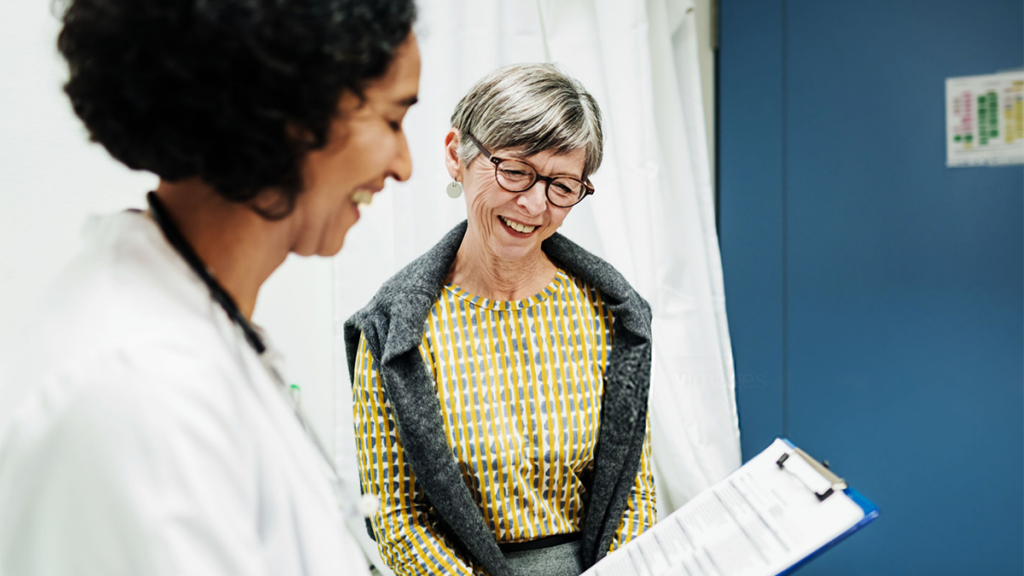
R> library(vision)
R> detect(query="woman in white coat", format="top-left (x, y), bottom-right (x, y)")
top-left (0, 0), bottom-right (419, 574)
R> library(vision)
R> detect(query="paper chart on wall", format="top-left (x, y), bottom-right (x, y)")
top-left (946, 71), bottom-right (1024, 167)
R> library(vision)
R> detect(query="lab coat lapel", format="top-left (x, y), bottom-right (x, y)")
top-left (234, 324), bottom-right (341, 522)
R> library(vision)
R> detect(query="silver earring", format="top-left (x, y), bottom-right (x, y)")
top-left (446, 180), bottom-right (463, 198)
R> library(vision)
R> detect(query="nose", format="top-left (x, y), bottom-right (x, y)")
top-left (516, 180), bottom-right (548, 216)
top-left (389, 131), bottom-right (413, 182)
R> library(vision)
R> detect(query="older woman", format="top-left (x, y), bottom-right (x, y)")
top-left (346, 64), bottom-right (656, 576)
top-left (0, 1), bottom-right (418, 575)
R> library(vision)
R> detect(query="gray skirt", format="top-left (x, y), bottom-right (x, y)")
top-left (504, 540), bottom-right (585, 576)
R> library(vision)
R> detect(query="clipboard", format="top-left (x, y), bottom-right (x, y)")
top-left (775, 439), bottom-right (880, 576)
top-left (582, 438), bottom-right (880, 576)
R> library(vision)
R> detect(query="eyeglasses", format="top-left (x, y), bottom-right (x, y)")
top-left (464, 133), bottom-right (594, 208)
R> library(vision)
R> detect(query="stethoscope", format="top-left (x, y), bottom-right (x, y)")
top-left (145, 192), bottom-right (375, 525)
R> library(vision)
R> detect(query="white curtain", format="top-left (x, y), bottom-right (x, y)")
top-left (332, 0), bottom-right (740, 569)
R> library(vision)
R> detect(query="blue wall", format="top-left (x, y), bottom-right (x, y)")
top-left (720, 1), bottom-right (1023, 574)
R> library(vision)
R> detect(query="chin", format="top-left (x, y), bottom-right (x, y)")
top-left (320, 235), bottom-right (347, 257)
top-left (493, 242), bottom-right (537, 261)
top-left (319, 216), bottom-right (356, 256)
top-left (296, 229), bottom-right (347, 257)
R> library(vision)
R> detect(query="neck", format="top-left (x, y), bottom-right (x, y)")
top-left (152, 179), bottom-right (294, 319)
top-left (448, 223), bottom-right (557, 301)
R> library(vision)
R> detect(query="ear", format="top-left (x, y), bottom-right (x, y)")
top-left (444, 128), bottom-right (462, 181)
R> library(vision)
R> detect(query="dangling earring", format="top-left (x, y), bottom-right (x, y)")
top-left (446, 180), bottom-right (463, 199)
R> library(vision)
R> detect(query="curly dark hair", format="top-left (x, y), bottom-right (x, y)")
top-left (57, 0), bottom-right (416, 218)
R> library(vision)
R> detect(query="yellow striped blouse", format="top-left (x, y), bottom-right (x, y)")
top-left (353, 268), bottom-right (656, 575)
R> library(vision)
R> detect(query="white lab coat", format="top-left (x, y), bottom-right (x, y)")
top-left (0, 211), bottom-right (369, 576)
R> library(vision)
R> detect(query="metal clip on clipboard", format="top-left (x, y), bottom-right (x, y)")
top-left (776, 448), bottom-right (848, 502)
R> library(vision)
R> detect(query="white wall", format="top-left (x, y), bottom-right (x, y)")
top-left (0, 1), bottom-right (337, 451)
top-left (0, 4), bottom-right (157, 336)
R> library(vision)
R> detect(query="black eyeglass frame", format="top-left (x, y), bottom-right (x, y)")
top-left (464, 133), bottom-right (595, 208)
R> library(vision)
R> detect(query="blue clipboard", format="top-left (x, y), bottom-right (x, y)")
top-left (775, 439), bottom-right (880, 576)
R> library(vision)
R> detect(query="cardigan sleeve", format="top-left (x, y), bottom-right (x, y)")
top-left (608, 413), bottom-right (658, 551)
top-left (352, 333), bottom-right (476, 576)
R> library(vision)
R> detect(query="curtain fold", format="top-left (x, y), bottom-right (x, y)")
top-left (333, 0), bottom-right (739, 568)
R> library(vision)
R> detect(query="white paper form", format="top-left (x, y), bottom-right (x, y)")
top-left (946, 71), bottom-right (1024, 167)
top-left (584, 440), bottom-right (865, 576)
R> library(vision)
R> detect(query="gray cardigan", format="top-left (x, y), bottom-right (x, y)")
top-left (344, 221), bottom-right (652, 576)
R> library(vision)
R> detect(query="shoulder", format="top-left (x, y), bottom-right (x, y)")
top-left (1, 212), bottom-right (246, 432)
top-left (544, 233), bottom-right (639, 301)
top-left (344, 222), bottom-right (467, 364)
top-left (544, 233), bottom-right (651, 333)
top-left (2, 325), bottom-right (247, 459)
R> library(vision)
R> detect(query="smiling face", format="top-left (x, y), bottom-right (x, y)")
top-left (289, 32), bottom-right (421, 256)
top-left (447, 130), bottom-right (584, 262)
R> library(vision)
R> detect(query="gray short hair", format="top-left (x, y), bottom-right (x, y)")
top-left (450, 63), bottom-right (604, 181)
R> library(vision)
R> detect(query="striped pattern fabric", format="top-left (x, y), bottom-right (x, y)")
top-left (353, 269), bottom-right (656, 575)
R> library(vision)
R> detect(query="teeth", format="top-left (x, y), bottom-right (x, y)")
top-left (352, 190), bottom-right (374, 206)
top-left (500, 216), bottom-right (536, 234)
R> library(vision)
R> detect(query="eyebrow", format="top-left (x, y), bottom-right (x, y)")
top-left (396, 95), bottom-right (419, 107)
top-left (511, 156), bottom-right (584, 180)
